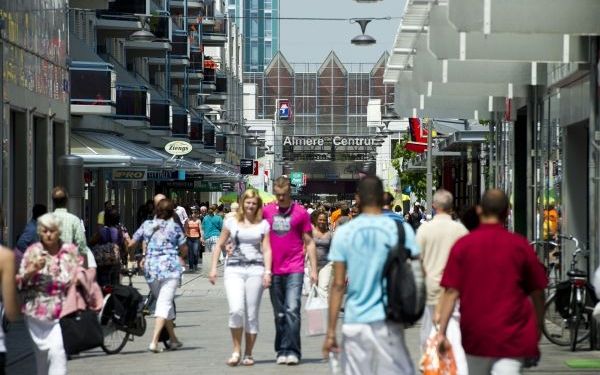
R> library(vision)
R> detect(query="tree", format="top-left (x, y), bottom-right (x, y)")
top-left (391, 136), bottom-right (427, 200)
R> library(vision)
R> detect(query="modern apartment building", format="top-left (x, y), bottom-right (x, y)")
top-left (227, 0), bottom-right (280, 72)
top-left (63, 0), bottom-right (245, 233)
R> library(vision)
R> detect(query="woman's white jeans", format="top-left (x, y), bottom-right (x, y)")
top-left (223, 265), bottom-right (264, 333)
top-left (25, 317), bottom-right (67, 375)
top-left (149, 278), bottom-right (179, 320)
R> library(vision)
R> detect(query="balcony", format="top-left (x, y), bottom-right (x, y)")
top-left (124, 36), bottom-right (171, 58)
top-left (189, 117), bottom-right (203, 142)
top-left (115, 85), bottom-right (150, 121)
top-left (70, 0), bottom-right (110, 9)
top-left (170, 29), bottom-right (190, 63)
top-left (170, 0), bottom-right (206, 17)
top-left (202, 17), bottom-right (227, 47)
top-left (189, 25), bottom-right (201, 50)
top-left (70, 61), bottom-right (116, 116)
top-left (203, 125), bottom-right (216, 148)
top-left (216, 134), bottom-right (227, 154)
top-left (171, 110), bottom-right (190, 137)
top-left (150, 100), bottom-right (172, 129)
top-left (95, 0), bottom-right (150, 38)
top-left (202, 63), bottom-right (217, 92)
top-left (206, 74), bottom-right (227, 103)
top-left (188, 51), bottom-right (204, 81)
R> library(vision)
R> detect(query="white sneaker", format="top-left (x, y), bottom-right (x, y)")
top-left (286, 354), bottom-right (300, 365)
top-left (276, 355), bottom-right (287, 365)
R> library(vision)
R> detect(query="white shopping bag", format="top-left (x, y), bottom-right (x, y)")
top-left (305, 286), bottom-right (328, 336)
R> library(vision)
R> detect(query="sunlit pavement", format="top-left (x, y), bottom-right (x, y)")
top-left (6, 268), bottom-right (599, 374)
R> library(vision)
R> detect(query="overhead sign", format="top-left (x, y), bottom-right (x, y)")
top-left (164, 140), bottom-right (193, 156)
top-left (278, 99), bottom-right (291, 120)
top-left (112, 169), bottom-right (147, 181)
top-left (240, 159), bottom-right (255, 175)
top-left (290, 172), bottom-right (304, 187)
top-left (194, 181), bottom-right (225, 192)
top-left (147, 170), bottom-right (181, 181)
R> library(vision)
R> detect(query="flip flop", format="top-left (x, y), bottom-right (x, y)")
top-left (242, 356), bottom-right (255, 366)
top-left (227, 352), bottom-right (241, 366)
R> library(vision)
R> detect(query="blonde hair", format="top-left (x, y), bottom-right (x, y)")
top-left (36, 213), bottom-right (62, 236)
top-left (235, 189), bottom-right (264, 223)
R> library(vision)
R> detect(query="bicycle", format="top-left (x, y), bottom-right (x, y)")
top-left (99, 267), bottom-right (171, 354)
top-left (542, 235), bottom-right (598, 351)
top-left (529, 239), bottom-right (561, 291)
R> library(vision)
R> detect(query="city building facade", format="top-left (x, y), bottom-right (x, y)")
top-left (385, 0), bottom-right (600, 273)
top-left (227, 0), bottom-right (280, 72)
top-left (243, 51), bottom-right (400, 200)
top-left (0, 0), bottom-right (70, 244)
top-left (64, 0), bottom-right (244, 234)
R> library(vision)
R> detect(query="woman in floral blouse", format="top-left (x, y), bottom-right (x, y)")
top-left (17, 213), bottom-right (81, 375)
top-left (126, 198), bottom-right (188, 353)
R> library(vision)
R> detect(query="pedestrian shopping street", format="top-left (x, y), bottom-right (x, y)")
top-left (4, 270), bottom-right (597, 375)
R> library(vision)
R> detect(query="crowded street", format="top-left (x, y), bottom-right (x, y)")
top-left (3, 270), bottom-right (597, 374)
top-left (3, 0), bottom-right (600, 374)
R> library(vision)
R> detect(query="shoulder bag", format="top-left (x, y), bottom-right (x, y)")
top-left (60, 270), bottom-right (104, 355)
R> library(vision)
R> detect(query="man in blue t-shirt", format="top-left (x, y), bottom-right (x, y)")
top-left (382, 192), bottom-right (404, 223)
top-left (322, 176), bottom-right (419, 375)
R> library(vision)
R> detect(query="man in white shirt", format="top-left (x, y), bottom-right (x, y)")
top-left (416, 189), bottom-right (468, 374)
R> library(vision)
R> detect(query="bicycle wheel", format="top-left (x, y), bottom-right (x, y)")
top-left (543, 294), bottom-right (571, 346)
top-left (570, 303), bottom-right (582, 352)
top-left (101, 319), bottom-right (130, 354)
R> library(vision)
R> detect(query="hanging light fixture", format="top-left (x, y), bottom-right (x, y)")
top-left (351, 19), bottom-right (376, 46)
top-left (129, 16), bottom-right (156, 42)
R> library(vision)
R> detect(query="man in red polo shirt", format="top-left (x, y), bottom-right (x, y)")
top-left (437, 189), bottom-right (547, 374)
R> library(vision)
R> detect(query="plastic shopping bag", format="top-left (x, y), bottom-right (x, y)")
top-left (420, 330), bottom-right (458, 375)
top-left (305, 286), bottom-right (328, 336)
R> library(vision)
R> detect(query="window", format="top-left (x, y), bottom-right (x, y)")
top-left (229, 0), bottom-right (236, 4)
top-left (250, 18), bottom-right (258, 37)
top-left (264, 0), bottom-right (272, 9)
top-left (250, 41), bottom-right (258, 65)
top-left (264, 15), bottom-right (272, 37)
top-left (264, 41), bottom-right (272, 63)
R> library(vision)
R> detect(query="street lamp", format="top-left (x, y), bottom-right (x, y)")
top-left (351, 19), bottom-right (376, 46)
top-left (129, 16), bottom-right (156, 42)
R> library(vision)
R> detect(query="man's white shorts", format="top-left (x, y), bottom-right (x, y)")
top-left (342, 321), bottom-right (415, 375)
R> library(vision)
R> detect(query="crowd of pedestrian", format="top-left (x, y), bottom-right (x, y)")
top-left (0, 173), bottom-right (562, 375)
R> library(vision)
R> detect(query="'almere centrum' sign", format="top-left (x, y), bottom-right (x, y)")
top-left (282, 135), bottom-right (379, 147)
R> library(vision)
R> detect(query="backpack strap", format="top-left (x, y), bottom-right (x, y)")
top-left (395, 221), bottom-right (407, 261)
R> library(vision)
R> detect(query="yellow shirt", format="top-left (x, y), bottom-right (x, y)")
top-left (543, 209), bottom-right (558, 239)
top-left (330, 209), bottom-right (341, 225)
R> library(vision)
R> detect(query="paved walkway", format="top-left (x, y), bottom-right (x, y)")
top-left (6, 269), bottom-right (600, 374)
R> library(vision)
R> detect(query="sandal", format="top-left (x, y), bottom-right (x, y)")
top-left (227, 352), bottom-right (241, 366)
top-left (242, 356), bottom-right (254, 366)
top-left (148, 343), bottom-right (163, 353)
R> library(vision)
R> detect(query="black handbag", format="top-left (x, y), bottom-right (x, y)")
top-left (60, 309), bottom-right (104, 355)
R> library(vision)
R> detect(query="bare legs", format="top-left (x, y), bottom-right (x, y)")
top-left (151, 318), bottom-right (180, 347)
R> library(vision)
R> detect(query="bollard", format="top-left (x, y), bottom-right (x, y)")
top-left (56, 155), bottom-right (84, 217)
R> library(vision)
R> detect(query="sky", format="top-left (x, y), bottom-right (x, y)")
top-left (279, 0), bottom-right (406, 66)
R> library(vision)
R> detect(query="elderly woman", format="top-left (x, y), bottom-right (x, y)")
top-left (17, 213), bottom-right (81, 375)
top-left (125, 198), bottom-right (187, 353)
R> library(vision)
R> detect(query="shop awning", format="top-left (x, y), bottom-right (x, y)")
top-left (71, 132), bottom-right (168, 167)
top-left (72, 131), bottom-right (242, 179)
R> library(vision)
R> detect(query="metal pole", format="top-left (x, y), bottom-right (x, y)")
top-left (426, 118), bottom-right (433, 210)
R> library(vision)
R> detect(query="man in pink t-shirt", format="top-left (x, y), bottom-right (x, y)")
top-left (263, 176), bottom-right (317, 365)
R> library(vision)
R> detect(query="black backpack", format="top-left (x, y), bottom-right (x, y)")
top-left (382, 221), bottom-right (426, 325)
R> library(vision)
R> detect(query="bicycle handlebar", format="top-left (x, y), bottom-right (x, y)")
top-left (559, 235), bottom-right (579, 250)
